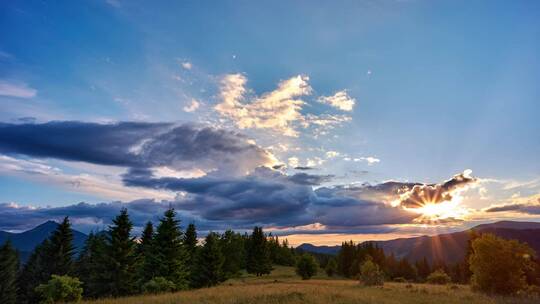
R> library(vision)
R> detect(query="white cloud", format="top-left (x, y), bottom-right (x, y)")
top-left (0, 81), bottom-right (37, 99)
top-left (325, 151), bottom-right (340, 158)
top-left (287, 157), bottom-right (299, 168)
top-left (181, 61), bottom-right (192, 70)
top-left (215, 74), bottom-right (312, 137)
top-left (354, 156), bottom-right (380, 165)
top-left (183, 99), bottom-right (200, 112)
top-left (306, 157), bottom-right (325, 167)
top-left (0, 155), bottom-right (174, 201)
top-left (318, 90), bottom-right (356, 111)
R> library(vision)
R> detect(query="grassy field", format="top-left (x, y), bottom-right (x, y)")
top-left (82, 266), bottom-right (538, 304)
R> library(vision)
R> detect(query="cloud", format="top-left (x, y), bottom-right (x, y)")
top-left (183, 99), bottom-right (200, 112)
top-left (215, 74), bottom-right (311, 137)
top-left (0, 121), bottom-right (277, 176)
top-left (318, 90), bottom-right (356, 111)
top-left (0, 155), bottom-right (174, 201)
top-left (392, 170), bottom-right (477, 209)
top-left (181, 61), bottom-right (192, 70)
top-left (325, 151), bottom-right (340, 158)
top-left (344, 156), bottom-right (381, 165)
top-left (288, 157), bottom-right (300, 168)
top-left (484, 196), bottom-right (540, 214)
top-left (287, 173), bottom-right (333, 186)
top-left (1, 170), bottom-right (479, 233)
top-left (0, 81), bottom-right (37, 99)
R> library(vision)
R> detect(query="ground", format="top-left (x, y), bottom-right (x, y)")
top-left (82, 266), bottom-right (538, 304)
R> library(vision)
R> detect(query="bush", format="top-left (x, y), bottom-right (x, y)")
top-left (360, 257), bottom-right (384, 286)
top-left (295, 253), bottom-right (318, 280)
top-left (426, 269), bottom-right (451, 285)
top-left (469, 233), bottom-right (536, 295)
top-left (142, 277), bottom-right (176, 294)
top-left (325, 258), bottom-right (337, 277)
top-left (35, 275), bottom-right (83, 304)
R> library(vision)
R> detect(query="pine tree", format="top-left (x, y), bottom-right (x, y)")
top-left (246, 227), bottom-right (272, 276)
top-left (154, 208), bottom-right (189, 290)
top-left (193, 232), bottom-right (224, 287)
top-left (48, 217), bottom-right (75, 276)
top-left (17, 239), bottom-right (51, 304)
top-left (0, 240), bottom-right (19, 304)
top-left (338, 241), bottom-right (356, 277)
top-left (325, 258), bottom-right (338, 277)
top-left (415, 257), bottom-right (431, 282)
top-left (136, 221), bottom-right (159, 286)
top-left (76, 232), bottom-right (108, 298)
top-left (184, 223), bottom-right (197, 263)
top-left (296, 253), bottom-right (318, 280)
top-left (220, 230), bottom-right (245, 278)
top-left (106, 208), bottom-right (137, 296)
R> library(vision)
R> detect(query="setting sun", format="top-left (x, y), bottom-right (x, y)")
top-left (405, 197), bottom-right (469, 222)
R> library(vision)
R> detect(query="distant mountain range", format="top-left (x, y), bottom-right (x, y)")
top-left (0, 221), bottom-right (88, 262)
top-left (297, 221), bottom-right (540, 264)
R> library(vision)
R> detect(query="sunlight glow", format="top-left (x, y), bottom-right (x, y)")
top-left (405, 195), bottom-right (469, 222)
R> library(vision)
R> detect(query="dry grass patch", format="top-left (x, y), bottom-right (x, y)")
top-left (82, 266), bottom-right (539, 304)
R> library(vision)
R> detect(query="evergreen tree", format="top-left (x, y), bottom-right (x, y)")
top-left (415, 257), bottom-right (431, 282)
top-left (106, 208), bottom-right (137, 296)
top-left (76, 232), bottom-right (108, 298)
top-left (246, 227), bottom-right (272, 276)
top-left (154, 208), bottom-right (189, 290)
top-left (17, 240), bottom-right (51, 304)
top-left (193, 233), bottom-right (224, 287)
top-left (0, 240), bottom-right (19, 304)
top-left (325, 258), bottom-right (338, 277)
top-left (47, 217), bottom-right (75, 276)
top-left (337, 241), bottom-right (356, 277)
top-left (184, 223), bottom-right (197, 267)
top-left (136, 221), bottom-right (159, 287)
top-left (220, 230), bottom-right (246, 278)
top-left (296, 253), bottom-right (318, 280)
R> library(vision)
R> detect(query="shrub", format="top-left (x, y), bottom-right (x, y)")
top-left (142, 277), bottom-right (176, 294)
top-left (35, 275), bottom-right (83, 304)
top-left (469, 233), bottom-right (536, 295)
top-left (426, 269), bottom-right (451, 285)
top-left (295, 253), bottom-right (318, 280)
top-left (325, 258), bottom-right (337, 277)
top-left (360, 257), bottom-right (384, 286)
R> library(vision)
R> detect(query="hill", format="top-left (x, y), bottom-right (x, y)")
top-left (297, 221), bottom-right (540, 265)
top-left (0, 220), bottom-right (88, 262)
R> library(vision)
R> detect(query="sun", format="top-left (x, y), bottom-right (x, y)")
top-left (405, 195), bottom-right (469, 222)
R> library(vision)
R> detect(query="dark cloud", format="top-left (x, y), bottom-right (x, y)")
top-left (485, 198), bottom-right (540, 214)
top-left (395, 170), bottom-right (477, 208)
top-left (287, 173), bottom-right (333, 186)
top-left (0, 121), bottom-right (275, 175)
top-left (294, 166), bottom-right (315, 171)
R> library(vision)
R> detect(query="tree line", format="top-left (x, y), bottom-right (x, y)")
top-left (333, 232), bottom-right (540, 294)
top-left (0, 208), bottom-right (296, 303)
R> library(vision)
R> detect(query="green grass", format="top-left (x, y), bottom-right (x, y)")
top-left (81, 266), bottom-right (539, 304)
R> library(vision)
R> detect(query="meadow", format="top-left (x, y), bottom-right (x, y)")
top-left (81, 266), bottom-right (539, 304)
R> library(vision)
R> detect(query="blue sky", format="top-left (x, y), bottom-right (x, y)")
top-left (1, 0), bottom-right (539, 244)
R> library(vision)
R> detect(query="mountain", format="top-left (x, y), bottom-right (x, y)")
top-left (297, 243), bottom-right (341, 255)
top-left (296, 221), bottom-right (540, 265)
top-left (0, 220), bottom-right (88, 262)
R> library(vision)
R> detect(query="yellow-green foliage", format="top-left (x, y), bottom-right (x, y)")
top-left (80, 266), bottom-right (539, 304)
top-left (36, 275), bottom-right (83, 304)
top-left (469, 233), bottom-right (537, 295)
top-left (427, 269), bottom-right (451, 285)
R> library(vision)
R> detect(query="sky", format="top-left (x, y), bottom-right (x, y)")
top-left (1, 0), bottom-right (539, 245)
